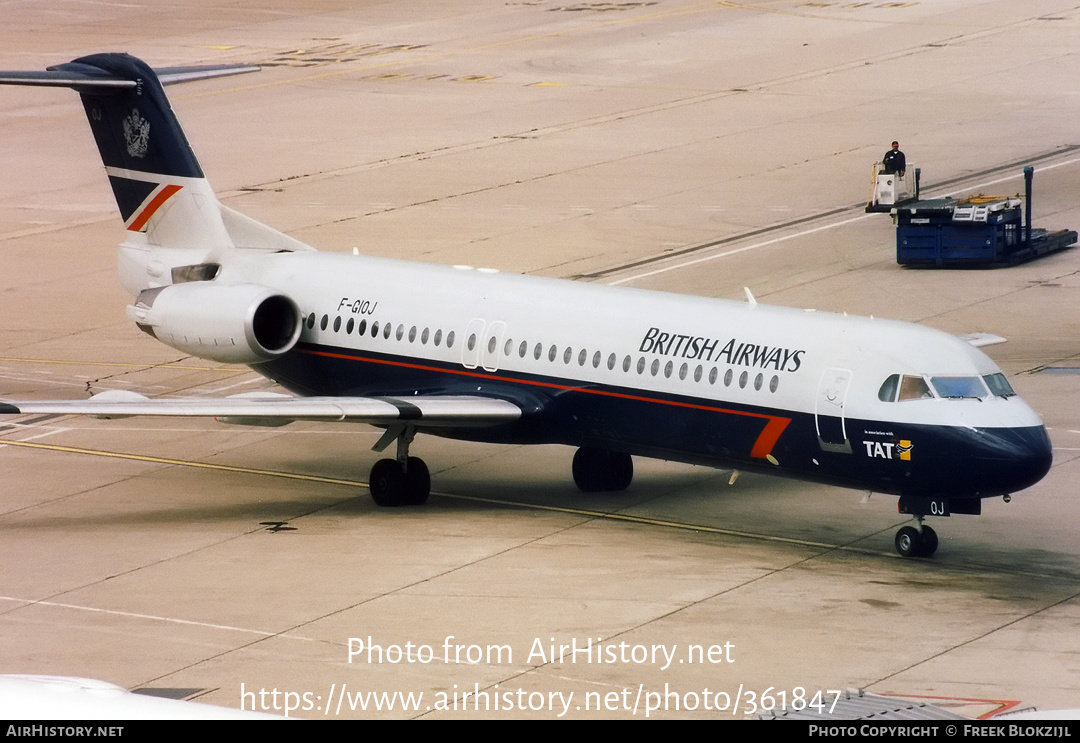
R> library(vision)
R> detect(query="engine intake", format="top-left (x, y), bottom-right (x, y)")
top-left (127, 282), bottom-right (301, 364)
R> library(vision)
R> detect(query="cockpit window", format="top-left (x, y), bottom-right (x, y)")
top-left (898, 375), bottom-right (933, 401)
top-left (879, 374), bottom-right (933, 402)
top-left (878, 374), bottom-right (899, 402)
top-left (930, 376), bottom-right (989, 399)
top-left (881, 372), bottom-right (1015, 402)
top-left (983, 373), bottom-right (1016, 398)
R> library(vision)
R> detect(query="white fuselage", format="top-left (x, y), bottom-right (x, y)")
top-left (195, 248), bottom-right (1051, 501)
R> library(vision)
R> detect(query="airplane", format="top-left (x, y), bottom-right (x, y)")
top-left (0, 675), bottom-right (281, 720)
top-left (0, 53), bottom-right (1053, 558)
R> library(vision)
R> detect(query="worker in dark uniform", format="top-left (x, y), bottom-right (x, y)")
top-left (882, 141), bottom-right (906, 176)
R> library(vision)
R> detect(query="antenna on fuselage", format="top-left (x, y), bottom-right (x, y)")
top-left (743, 287), bottom-right (757, 306)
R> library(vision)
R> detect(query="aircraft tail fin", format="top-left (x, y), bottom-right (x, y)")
top-left (0, 54), bottom-right (306, 290)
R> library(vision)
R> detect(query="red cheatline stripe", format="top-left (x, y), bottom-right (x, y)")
top-left (126, 184), bottom-right (183, 232)
top-left (295, 346), bottom-right (792, 459)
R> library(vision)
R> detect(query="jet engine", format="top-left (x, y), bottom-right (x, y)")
top-left (126, 282), bottom-right (302, 364)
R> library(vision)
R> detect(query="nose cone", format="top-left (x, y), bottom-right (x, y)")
top-left (970, 425), bottom-right (1053, 497)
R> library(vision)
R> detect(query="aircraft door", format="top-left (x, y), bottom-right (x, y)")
top-left (482, 321), bottom-right (506, 372)
top-left (462, 318), bottom-right (486, 369)
top-left (816, 367), bottom-right (852, 453)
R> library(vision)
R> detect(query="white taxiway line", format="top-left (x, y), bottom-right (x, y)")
top-left (0, 427), bottom-right (69, 449)
top-left (0, 594), bottom-right (320, 643)
top-left (610, 156), bottom-right (1080, 286)
top-left (608, 214), bottom-right (874, 285)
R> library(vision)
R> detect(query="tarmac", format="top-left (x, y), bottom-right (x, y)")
top-left (0, 0), bottom-right (1079, 720)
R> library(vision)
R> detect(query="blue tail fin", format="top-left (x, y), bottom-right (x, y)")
top-left (62, 55), bottom-right (204, 175)
top-left (0, 53), bottom-right (311, 292)
top-left (1, 53), bottom-right (258, 233)
top-left (55, 54), bottom-right (206, 229)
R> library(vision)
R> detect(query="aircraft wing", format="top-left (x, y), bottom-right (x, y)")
top-left (959, 332), bottom-right (1007, 347)
top-left (0, 390), bottom-right (521, 429)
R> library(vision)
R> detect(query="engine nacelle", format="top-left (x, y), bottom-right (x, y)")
top-left (127, 282), bottom-right (302, 364)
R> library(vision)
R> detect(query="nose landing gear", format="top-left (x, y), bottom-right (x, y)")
top-left (895, 518), bottom-right (938, 558)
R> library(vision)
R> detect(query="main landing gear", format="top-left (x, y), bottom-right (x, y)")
top-left (894, 518), bottom-right (938, 558)
top-left (366, 438), bottom-right (634, 506)
top-left (572, 447), bottom-right (634, 492)
top-left (368, 425), bottom-right (430, 507)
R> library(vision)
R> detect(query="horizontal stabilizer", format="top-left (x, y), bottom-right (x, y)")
top-left (0, 70), bottom-right (135, 88)
top-left (155, 64), bottom-right (261, 85)
top-left (0, 63), bottom-right (257, 89)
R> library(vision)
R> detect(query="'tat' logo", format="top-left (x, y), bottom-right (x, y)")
top-left (864, 439), bottom-right (913, 460)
